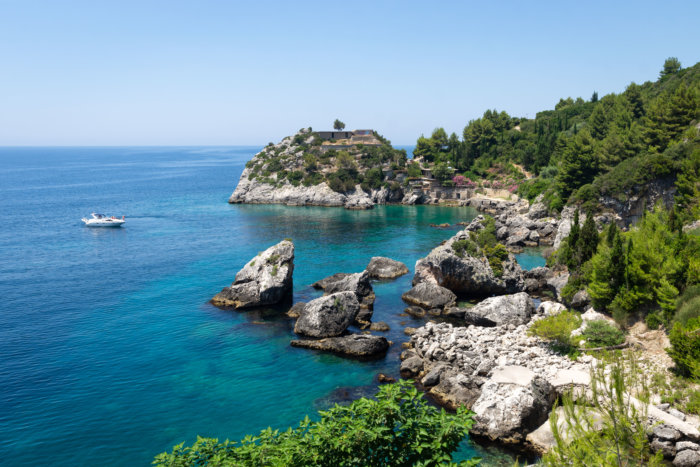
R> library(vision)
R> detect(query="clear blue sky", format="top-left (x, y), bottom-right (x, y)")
top-left (1, 0), bottom-right (698, 146)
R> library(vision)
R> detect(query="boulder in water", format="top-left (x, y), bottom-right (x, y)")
top-left (293, 291), bottom-right (359, 338)
top-left (365, 256), bottom-right (409, 279)
top-left (211, 240), bottom-right (294, 309)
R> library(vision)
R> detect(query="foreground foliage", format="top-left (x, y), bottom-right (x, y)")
top-left (541, 354), bottom-right (663, 466)
top-left (153, 381), bottom-right (479, 466)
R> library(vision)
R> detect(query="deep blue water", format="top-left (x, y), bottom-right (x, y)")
top-left (0, 147), bottom-right (534, 466)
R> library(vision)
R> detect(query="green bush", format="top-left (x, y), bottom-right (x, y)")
top-left (153, 381), bottom-right (479, 467)
top-left (675, 286), bottom-right (700, 326)
top-left (668, 318), bottom-right (700, 379)
top-left (475, 216), bottom-right (498, 249)
top-left (645, 312), bottom-right (662, 330)
top-left (483, 243), bottom-right (508, 277)
top-left (452, 238), bottom-right (478, 258)
top-left (580, 320), bottom-right (625, 348)
top-left (288, 170), bottom-right (305, 187)
top-left (302, 172), bottom-right (324, 187)
top-left (528, 310), bottom-right (582, 354)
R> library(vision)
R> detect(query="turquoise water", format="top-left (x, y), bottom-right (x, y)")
top-left (0, 147), bottom-right (531, 466)
top-left (515, 247), bottom-right (547, 270)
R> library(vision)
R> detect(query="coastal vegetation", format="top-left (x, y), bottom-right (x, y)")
top-left (413, 58), bottom-right (700, 218)
top-left (153, 381), bottom-right (479, 466)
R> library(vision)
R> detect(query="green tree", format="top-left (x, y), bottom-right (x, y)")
top-left (579, 213), bottom-right (599, 264)
top-left (333, 119), bottom-right (346, 131)
top-left (557, 130), bottom-right (600, 199)
top-left (589, 105), bottom-right (608, 140)
top-left (431, 162), bottom-right (452, 182)
top-left (624, 82), bottom-right (645, 119)
top-left (591, 91), bottom-right (599, 103)
top-left (660, 57), bottom-right (681, 79)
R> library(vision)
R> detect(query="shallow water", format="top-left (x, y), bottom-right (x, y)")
top-left (0, 147), bottom-right (532, 466)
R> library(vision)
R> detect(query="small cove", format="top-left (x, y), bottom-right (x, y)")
top-left (0, 147), bottom-right (543, 466)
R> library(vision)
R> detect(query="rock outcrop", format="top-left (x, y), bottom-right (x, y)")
top-left (412, 228), bottom-right (524, 298)
top-left (312, 271), bottom-right (375, 321)
top-left (293, 291), bottom-right (359, 338)
top-left (291, 334), bottom-right (389, 358)
top-left (470, 366), bottom-right (556, 443)
top-left (365, 256), bottom-right (409, 279)
top-left (211, 240), bottom-right (294, 308)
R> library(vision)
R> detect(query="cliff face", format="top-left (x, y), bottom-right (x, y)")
top-left (229, 129), bottom-right (406, 210)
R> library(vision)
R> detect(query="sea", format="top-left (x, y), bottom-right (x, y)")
top-left (0, 146), bottom-right (546, 466)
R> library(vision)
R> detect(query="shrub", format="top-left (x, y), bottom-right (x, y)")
top-left (267, 254), bottom-right (280, 264)
top-left (483, 243), bottom-right (508, 278)
top-left (674, 286), bottom-right (700, 326)
top-left (475, 216), bottom-right (498, 249)
top-left (452, 238), bottom-right (478, 258)
top-left (302, 172), bottom-right (324, 187)
top-left (668, 318), bottom-right (700, 379)
top-left (288, 170), bottom-right (305, 187)
top-left (153, 381), bottom-right (478, 466)
top-left (528, 310), bottom-right (582, 354)
top-left (407, 162), bottom-right (422, 178)
top-left (580, 320), bottom-right (625, 348)
top-left (645, 312), bottom-right (662, 330)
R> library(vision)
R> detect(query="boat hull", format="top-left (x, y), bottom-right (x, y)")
top-left (82, 220), bottom-right (125, 227)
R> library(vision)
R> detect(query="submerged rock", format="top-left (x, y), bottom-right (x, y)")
top-left (211, 240), bottom-right (294, 308)
top-left (365, 256), bottom-right (409, 279)
top-left (293, 292), bottom-right (359, 338)
top-left (290, 334), bottom-right (389, 358)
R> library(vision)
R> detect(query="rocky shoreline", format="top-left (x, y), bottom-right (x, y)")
top-left (216, 182), bottom-right (699, 463)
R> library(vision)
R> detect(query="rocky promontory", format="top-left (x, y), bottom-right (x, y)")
top-left (229, 128), bottom-right (406, 210)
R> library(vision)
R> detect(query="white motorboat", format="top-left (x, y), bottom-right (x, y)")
top-left (81, 213), bottom-right (125, 227)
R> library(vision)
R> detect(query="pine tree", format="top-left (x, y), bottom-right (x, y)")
top-left (579, 213), bottom-right (599, 264)
top-left (589, 105), bottom-right (608, 140)
top-left (605, 221), bottom-right (618, 246)
top-left (556, 130), bottom-right (600, 199)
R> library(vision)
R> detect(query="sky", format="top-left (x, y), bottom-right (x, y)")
top-left (0, 0), bottom-right (698, 146)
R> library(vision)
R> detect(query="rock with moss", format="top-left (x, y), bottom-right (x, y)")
top-left (412, 228), bottom-right (524, 298)
top-left (211, 240), bottom-right (294, 308)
